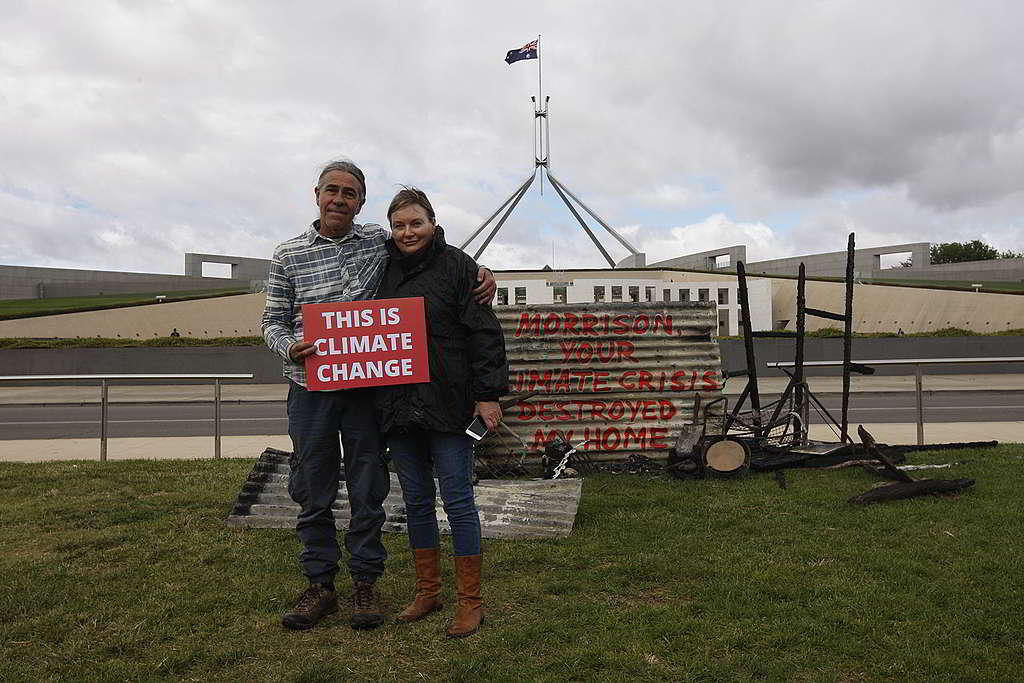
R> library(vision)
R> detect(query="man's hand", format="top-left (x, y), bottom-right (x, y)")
top-left (473, 267), bottom-right (497, 305)
top-left (474, 401), bottom-right (502, 431)
top-left (288, 341), bottom-right (316, 362)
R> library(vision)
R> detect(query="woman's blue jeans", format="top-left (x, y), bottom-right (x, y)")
top-left (387, 428), bottom-right (481, 557)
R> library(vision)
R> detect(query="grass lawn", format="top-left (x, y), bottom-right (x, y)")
top-left (862, 277), bottom-right (1024, 293)
top-left (0, 289), bottom-right (248, 320)
top-left (2, 446), bottom-right (1022, 682)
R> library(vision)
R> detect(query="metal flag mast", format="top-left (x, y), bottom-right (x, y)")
top-left (460, 36), bottom-right (645, 268)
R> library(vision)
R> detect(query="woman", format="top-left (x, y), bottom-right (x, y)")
top-left (376, 187), bottom-right (508, 638)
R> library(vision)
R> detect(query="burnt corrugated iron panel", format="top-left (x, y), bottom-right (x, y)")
top-left (480, 302), bottom-right (722, 465)
top-left (226, 448), bottom-right (583, 539)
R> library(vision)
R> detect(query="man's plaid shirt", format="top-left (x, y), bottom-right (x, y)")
top-left (261, 221), bottom-right (389, 387)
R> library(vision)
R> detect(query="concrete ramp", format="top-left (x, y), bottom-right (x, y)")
top-left (226, 448), bottom-right (583, 539)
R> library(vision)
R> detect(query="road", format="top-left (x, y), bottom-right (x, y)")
top-left (2, 391), bottom-right (1023, 439)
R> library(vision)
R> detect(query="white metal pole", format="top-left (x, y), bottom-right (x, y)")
top-left (215, 378), bottom-right (222, 459)
top-left (537, 34), bottom-right (542, 111)
top-left (537, 35), bottom-right (544, 195)
top-left (100, 379), bottom-right (108, 462)
top-left (915, 364), bottom-right (924, 445)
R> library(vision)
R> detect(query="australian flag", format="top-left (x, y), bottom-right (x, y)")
top-left (505, 39), bottom-right (538, 65)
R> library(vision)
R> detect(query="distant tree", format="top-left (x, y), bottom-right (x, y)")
top-left (930, 240), bottom-right (1002, 264)
top-left (1000, 249), bottom-right (1024, 259)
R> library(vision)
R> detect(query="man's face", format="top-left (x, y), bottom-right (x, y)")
top-left (314, 171), bottom-right (365, 236)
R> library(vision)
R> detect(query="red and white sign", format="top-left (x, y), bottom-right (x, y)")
top-left (302, 297), bottom-right (429, 391)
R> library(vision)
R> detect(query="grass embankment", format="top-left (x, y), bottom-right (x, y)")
top-left (719, 326), bottom-right (1024, 341)
top-left (864, 277), bottom-right (1024, 293)
top-left (2, 446), bottom-right (1022, 681)
top-left (0, 289), bottom-right (249, 321)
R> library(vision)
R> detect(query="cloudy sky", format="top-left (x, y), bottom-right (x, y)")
top-left (2, 1), bottom-right (1022, 276)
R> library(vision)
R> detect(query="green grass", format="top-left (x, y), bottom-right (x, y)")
top-left (2, 446), bottom-right (1022, 681)
top-left (0, 289), bottom-right (249, 321)
top-left (863, 277), bottom-right (1024, 293)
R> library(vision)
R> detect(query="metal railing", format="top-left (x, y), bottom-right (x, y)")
top-left (766, 357), bottom-right (1024, 445)
top-left (0, 374), bottom-right (254, 461)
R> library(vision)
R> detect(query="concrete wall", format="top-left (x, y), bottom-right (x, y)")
top-left (744, 243), bottom-right (931, 279)
top-left (720, 336), bottom-right (1024, 376)
top-left (771, 279), bottom-right (1024, 334)
top-left (184, 252), bottom-right (272, 282)
top-left (651, 241), bottom-right (1024, 283)
top-left (648, 245), bottom-right (746, 271)
top-left (0, 264), bottom-right (251, 300)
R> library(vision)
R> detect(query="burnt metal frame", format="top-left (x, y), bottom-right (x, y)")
top-left (725, 233), bottom-right (858, 445)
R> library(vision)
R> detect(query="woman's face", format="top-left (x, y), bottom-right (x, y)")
top-left (390, 204), bottom-right (436, 256)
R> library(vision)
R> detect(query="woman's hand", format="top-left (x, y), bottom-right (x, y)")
top-left (474, 401), bottom-right (503, 431)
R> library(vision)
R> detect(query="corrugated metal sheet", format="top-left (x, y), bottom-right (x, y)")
top-left (480, 302), bottom-right (722, 465)
top-left (226, 448), bottom-right (583, 539)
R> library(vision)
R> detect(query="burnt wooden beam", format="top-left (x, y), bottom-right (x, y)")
top-left (805, 307), bottom-right (847, 322)
top-left (848, 479), bottom-right (975, 505)
top-left (858, 426), bottom-right (914, 483)
top-left (850, 426), bottom-right (976, 504)
top-left (841, 232), bottom-right (855, 443)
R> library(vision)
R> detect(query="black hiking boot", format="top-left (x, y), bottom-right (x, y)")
top-left (281, 583), bottom-right (338, 630)
top-left (350, 580), bottom-right (384, 630)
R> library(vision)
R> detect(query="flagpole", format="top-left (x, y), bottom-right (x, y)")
top-left (537, 34), bottom-right (542, 108)
top-left (537, 34), bottom-right (543, 195)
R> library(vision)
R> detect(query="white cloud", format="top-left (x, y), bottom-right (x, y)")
top-left (642, 214), bottom-right (791, 263)
top-left (1, 0), bottom-right (1022, 276)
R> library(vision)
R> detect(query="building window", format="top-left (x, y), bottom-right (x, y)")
top-left (679, 289), bottom-right (690, 302)
top-left (628, 286), bottom-right (639, 302)
top-left (718, 288), bottom-right (729, 305)
top-left (718, 310), bottom-right (730, 337)
top-left (611, 286), bottom-right (622, 301)
top-left (496, 288), bottom-right (508, 306)
top-left (553, 286), bottom-right (567, 304)
top-left (698, 288), bottom-right (709, 302)
top-left (594, 286), bottom-right (606, 303)
top-left (663, 288), bottom-right (671, 302)
top-left (514, 287), bottom-right (527, 305)
top-left (645, 286), bottom-right (655, 302)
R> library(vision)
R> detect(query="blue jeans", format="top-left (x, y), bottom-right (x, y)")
top-left (388, 428), bottom-right (481, 557)
top-left (286, 382), bottom-right (390, 584)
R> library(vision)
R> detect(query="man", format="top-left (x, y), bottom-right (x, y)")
top-left (262, 160), bottom-right (495, 631)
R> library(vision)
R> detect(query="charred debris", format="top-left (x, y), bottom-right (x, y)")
top-left (476, 233), bottom-right (993, 505)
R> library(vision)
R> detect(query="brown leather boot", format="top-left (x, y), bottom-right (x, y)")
top-left (395, 548), bottom-right (443, 623)
top-left (446, 554), bottom-right (483, 638)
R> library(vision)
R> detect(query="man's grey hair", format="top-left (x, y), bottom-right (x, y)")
top-left (316, 159), bottom-right (366, 197)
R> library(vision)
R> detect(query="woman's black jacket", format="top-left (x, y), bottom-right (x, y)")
top-left (375, 228), bottom-right (508, 434)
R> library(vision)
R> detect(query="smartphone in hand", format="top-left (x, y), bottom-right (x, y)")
top-left (465, 415), bottom-right (489, 441)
